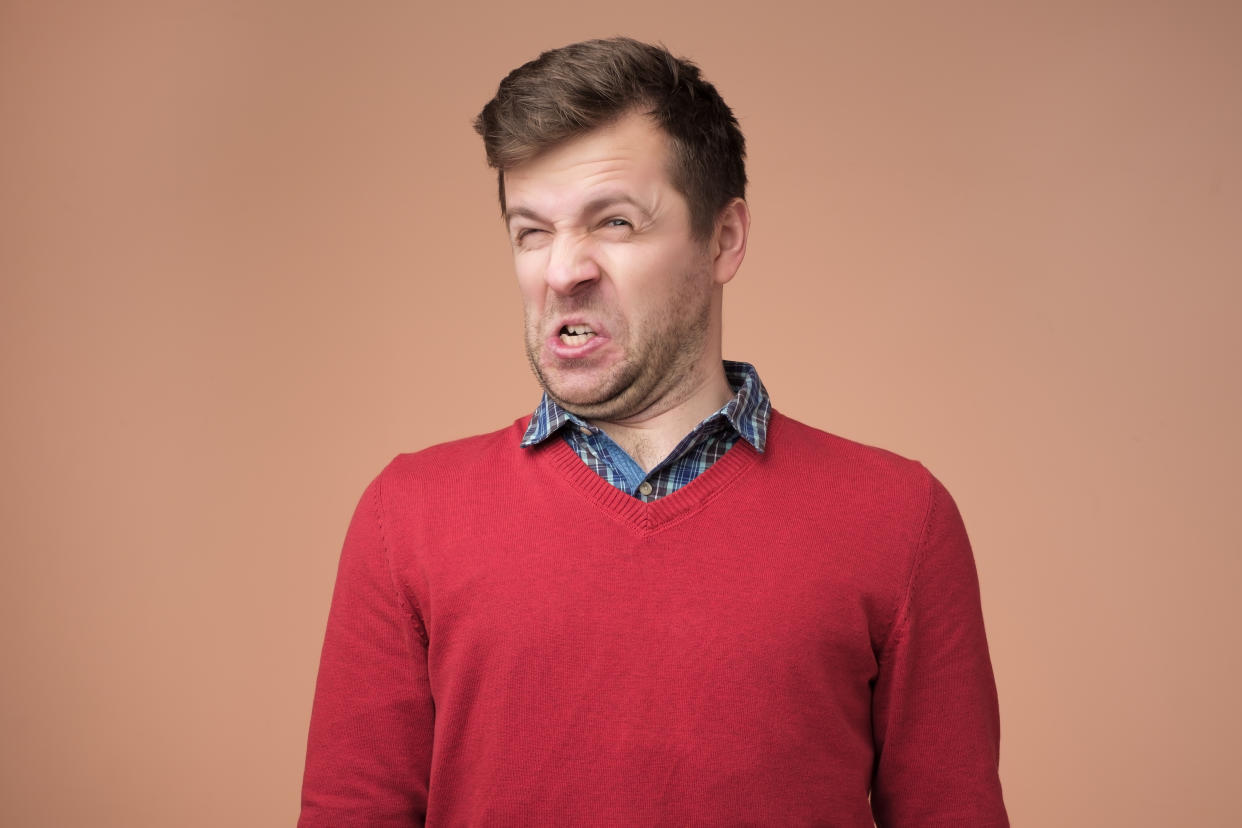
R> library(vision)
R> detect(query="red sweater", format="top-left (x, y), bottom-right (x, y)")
top-left (299, 411), bottom-right (1008, 827)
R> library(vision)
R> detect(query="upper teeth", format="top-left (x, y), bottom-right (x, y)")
top-left (565, 325), bottom-right (593, 335)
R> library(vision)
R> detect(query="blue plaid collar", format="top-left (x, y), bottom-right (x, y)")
top-left (520, 360), bottom-right (770, 452)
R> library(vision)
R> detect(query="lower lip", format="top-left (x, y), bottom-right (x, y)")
top-left (547, 332), bottom-right (608, 360)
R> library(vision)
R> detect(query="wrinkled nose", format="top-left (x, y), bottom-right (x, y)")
top-left (544, 234), bottom-right (601, 296)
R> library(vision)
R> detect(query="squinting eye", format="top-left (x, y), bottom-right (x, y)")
top-left (605, 218), bottom-right (632, 228)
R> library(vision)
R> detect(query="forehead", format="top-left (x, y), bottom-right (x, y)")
top-left (503, 112), bottom-right (676, 215)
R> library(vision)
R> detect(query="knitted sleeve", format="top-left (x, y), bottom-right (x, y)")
top-left (298, 472), bottom-right (435, 827)
top-left (870, 473), bottom-right (1009, 827)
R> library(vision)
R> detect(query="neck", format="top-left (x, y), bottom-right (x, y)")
top-left (589, 363), bottom-right (734, 472)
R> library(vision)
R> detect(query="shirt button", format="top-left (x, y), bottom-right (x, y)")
top-left (578, 425), bottom-right (592, 436)
top-left (638, 481), bottom-right (653, 496)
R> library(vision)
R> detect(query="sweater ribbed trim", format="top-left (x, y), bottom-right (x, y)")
top-left (519, 411), bottom-right (790, 535)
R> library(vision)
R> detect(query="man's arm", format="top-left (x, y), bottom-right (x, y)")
top-left (870, 474), bottom-right (1009, 827)
top-left (299, 472), bottom-right (434, 827)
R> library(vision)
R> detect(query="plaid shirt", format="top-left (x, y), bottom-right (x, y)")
top-left (521, 361), bottom-right (770, 503)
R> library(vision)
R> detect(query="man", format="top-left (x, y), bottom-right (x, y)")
top-left (299, 38), bottom-right (1008, 827)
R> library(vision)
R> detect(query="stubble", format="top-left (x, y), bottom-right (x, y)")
top-left (524, 262), bottom-right (714, 423)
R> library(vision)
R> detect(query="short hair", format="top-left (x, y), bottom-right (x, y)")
top-left (474, 37), bottom-right (747, 240)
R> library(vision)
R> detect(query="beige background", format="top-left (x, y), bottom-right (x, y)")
top-left (3, 1), bottom-right (1240, 825)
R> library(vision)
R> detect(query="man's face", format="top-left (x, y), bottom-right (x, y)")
top-left (504, 111), bottom-right (720, 422)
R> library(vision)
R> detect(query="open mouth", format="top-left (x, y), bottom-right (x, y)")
top-left (558, 324), bottom-right (596, 346)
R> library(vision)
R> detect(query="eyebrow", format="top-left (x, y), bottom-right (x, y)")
top-left (505, 193), bottom-right (654, 226)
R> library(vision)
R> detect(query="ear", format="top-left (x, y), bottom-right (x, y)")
top-left (710, 198), bottom-right (750, 286)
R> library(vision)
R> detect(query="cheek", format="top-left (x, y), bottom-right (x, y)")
top-left (513, 257), bottom-right (546, 308)
top-left (599, 244), bottom-right (670, 286)
top-left (604, 243), bottom-right (697, 300)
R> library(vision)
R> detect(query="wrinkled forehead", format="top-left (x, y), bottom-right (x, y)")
top-left (501, 112), bottom-right (679, 220)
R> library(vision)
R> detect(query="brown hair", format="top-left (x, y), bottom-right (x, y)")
top-left (474, 37), bottom-right (747, 240)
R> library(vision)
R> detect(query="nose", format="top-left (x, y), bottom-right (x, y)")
top-left (544, 233), bottom-right (601, 296)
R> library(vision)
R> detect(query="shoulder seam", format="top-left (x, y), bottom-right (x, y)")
top-left (374, 466), bottom-right (430, 648)
top-left (881, 464), bottom-right (935, 655)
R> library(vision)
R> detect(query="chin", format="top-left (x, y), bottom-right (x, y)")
top-left (546, 382), bottom-right (613, 411)
top-left (540, 373), bottom-right (618, 415)
top-left (531, 350), bottom-right (643, 419)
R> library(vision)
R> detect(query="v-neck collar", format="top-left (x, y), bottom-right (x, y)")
top-left (529, 413), bottom-right (783, 535)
